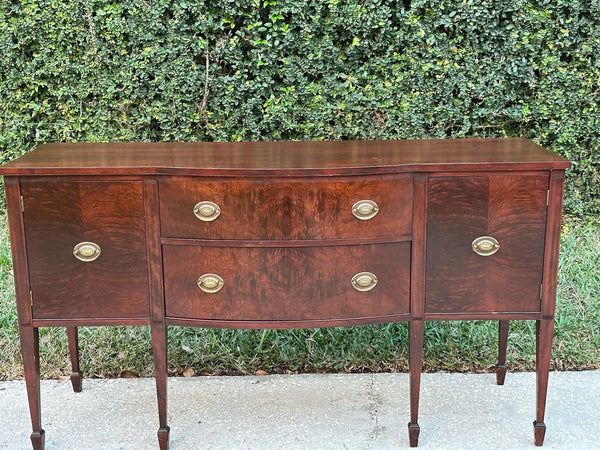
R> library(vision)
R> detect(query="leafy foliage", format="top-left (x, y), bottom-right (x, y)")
top-left (1, 0), bottom-right (599, 213)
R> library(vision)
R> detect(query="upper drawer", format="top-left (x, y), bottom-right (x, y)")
top-left (159, 176), bottom-right (413, 240)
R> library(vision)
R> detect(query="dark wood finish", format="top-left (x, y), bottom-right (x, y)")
top-left (424, 312), bottom-right (540, 321)
top-left (152, 323), bottom-right (170, 450)
top-left (162, 236), bottom-right (409, 247)
top-left (144, 181), bottom-right (166, 326)
top-left (534, 171), bottom-right (566, 446)
top-left (29, 431), bottom-right (44, 450)
top-left (534, 419), bottom-right (547, 447)
top-left (165, 315), bottom-right (410, 330)
top-left (144, 180), bottom-right (170, 449)
top-left (20, 326), bottom-right (44, 450)
top-left (163, 243), bottom-right (411, 322)
top-left (0, 138), bottom-right (570, 177)
top-left (408, 175), bottom-right (427, 447)
top-left (21, 181), bottom-right (150, 320)
top-left (410, 175), bottom-right (427, 322)
top-left (0, 140), bottom-right (570, 449)
top-left (4, 179), bottom-right (32, 327)
top-left (159, 176), bottom-right (412, 240)
top-left (496, 320), bottom-right (510, 385)
top-left (425, 174), bottom-right (548, 314)
top-left (31, 317), bottom-right (150, 327)
top-left (4, 179), bottom-right (45, 449)
top-left (408, 320), bottom-right (424, 448)
top-left (66, 327), bottom-right (82, 393)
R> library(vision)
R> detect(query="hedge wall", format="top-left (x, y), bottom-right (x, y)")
top-left (1, 0), bottom-right (598, 214)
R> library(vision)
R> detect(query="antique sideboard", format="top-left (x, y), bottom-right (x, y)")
top-left (0, 138), bottom-right (570, 449)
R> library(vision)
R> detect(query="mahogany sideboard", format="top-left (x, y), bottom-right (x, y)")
top-left (0, 138), bottom-right (570, 449)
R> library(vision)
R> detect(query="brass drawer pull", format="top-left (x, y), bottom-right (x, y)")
top-left (351, 272), bottom-right (378, 292)
top-left (472, 236), bottom-right (500, 256)
top-left (193, 201), bottom-right (221, 222)
top-left (352, 200), bottom-right (379, 220)
top-left (73, 242), bottom-right (101, 262)
top-left (197, 274), bottom-right (224, 293)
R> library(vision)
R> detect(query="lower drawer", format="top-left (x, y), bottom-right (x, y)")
top-left (163, 243), bottom-right (410, 322)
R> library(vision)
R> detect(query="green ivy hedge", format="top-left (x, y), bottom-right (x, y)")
top-left (1, 0), bottom-right (598, 214)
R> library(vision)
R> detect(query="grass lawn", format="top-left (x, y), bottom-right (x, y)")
top-left (1, 213), bottom-right (598, 380)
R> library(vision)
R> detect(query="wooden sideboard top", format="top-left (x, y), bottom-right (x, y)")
top-left (0, 138), bottom-right (570, 176)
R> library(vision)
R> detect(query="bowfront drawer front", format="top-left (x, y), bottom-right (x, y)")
top-left (163, 243), bottom-right (410, 322)
top-left (425, 174), bottom-right (549, 314)
top-left (159, 176), bottom-right (413, 240)
top-left (21, 180), bottom-right (150, 320)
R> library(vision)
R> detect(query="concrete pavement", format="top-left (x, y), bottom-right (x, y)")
top-left (1, 371), bottom-right (599, 449)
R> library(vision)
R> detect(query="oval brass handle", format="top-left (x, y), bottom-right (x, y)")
top-left (352, 200), bottom-right (379, 220)
top-left (193, 201), bottom-right (221, 222)
top-left (197, 274), bottom-right (224, 293)
top-left (351, 272), bottom-right (378, 292)
top-left (472, 236), bottom-right (500, 256)
top-left (73, 242), bottom-right (101, 262)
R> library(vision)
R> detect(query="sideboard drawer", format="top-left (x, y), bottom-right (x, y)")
top-left (21, 181), bottom-right (150, 320)
top-left (159, 176), bottom-right (412, 240)
top-left (425, 175), bottom-right (549, 314)
top-left (163, 243), bottom-right (410, 322)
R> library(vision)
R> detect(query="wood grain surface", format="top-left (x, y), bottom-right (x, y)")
top-left (0, 138), bottom-right (570, 176)
top-left (159, 176), bottom-right (412, 240)
top-left (22, 181), bottom-right (150, 320)
top-left (425, 174), bottom-right (548, 314)
top-left (163, 243), bottom-right (410, 322)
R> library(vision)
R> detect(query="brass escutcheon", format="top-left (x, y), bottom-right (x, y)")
top-left (197, 274), bottom-right (224, 293)
top-left (352, 200), bottom-right (380, 220)
top-left (472, 236), bottom-right (500, 256)
top-left (193, 201), bottom-right (221, 222)
top-left (73, 242), bottom-right (101, 262)
top-left (351, 272), bottom-right (378, 292)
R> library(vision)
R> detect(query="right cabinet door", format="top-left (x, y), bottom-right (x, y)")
top-left (425, 174), bottom-right (549, 314)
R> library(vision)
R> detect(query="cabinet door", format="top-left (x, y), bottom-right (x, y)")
top-left (425, 175), bottom-right (548, 314)
top-left (22, 181), bottom-right (149, 320)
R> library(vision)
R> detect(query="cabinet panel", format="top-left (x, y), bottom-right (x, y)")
top-left (159, 176), bottom-right (412, 240)
top-left (163, 243), bottom-right (410, 322)
top-left (425, 175), bottom-right (548, 314)
top-left (22, 181), bottom-right (150, 319)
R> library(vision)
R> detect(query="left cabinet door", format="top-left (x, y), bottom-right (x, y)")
top-left (21, 180), bottom-right (150, 320)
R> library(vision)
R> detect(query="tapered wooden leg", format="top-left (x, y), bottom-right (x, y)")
top-left (408, 319), bottom-right (424, 447)
top-left (144, 180), bottom-right (170, 448)
top-left (66, 327), bottom-right (82, 393)
top-left (534, 318), bottom-right (554, 446)
top-left (20, 325), bottom-right (45, 450)
top-left (496, 320), bottom-right (509, 385)
top-left (152, 323), bottom-right (169, 450)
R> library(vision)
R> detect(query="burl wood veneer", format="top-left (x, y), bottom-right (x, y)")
top-left (0, 138), bottom-right (570, 449)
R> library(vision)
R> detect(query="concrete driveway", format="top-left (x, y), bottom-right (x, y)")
top-left (1, 371), bottom-right (598, 449)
